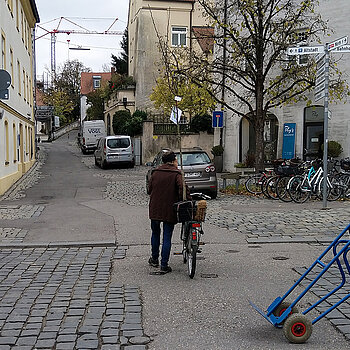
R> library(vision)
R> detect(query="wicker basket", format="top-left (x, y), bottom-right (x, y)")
top-left (194, 200), bottom-right (207, 222)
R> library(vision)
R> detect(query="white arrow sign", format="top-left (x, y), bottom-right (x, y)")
top-left (287, 46), bottom-right (324, 56)
top-left (333, 44), bottom-right (350, 53)
top-left (328, 36), bottom-right (348, 51)
top-left (315, 89), bottom-right (325, 102)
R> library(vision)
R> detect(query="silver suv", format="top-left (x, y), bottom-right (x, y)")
top-left (146, 147), bottom-right (217, 198)
top-left (94, 136), bottom-right (135, 169)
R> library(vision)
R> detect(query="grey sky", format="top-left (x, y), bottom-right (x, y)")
top-left (34, 0), bottom-right (129, 78)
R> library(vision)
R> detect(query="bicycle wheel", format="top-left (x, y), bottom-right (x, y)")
top-left (245, 174), bottom-right (263, 195)
top-left (262, 175), bottom-right (274, 198)
top-left (266, 176), bottom-right (279, 200)
top-left (326, 176), bottom-right (342, 201)
top-left (288, 176), bottom-right (311, 203)
top-left (187, 246), bottom-right (197, 279)
top-left (276, 176), bottom-right (293, 202)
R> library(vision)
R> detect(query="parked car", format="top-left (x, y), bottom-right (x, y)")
top-left (94, 136), bottom-right (135, 169)
top-left (146, 147), bottom-right (218, 199)
top-left (80, 120), bottom-right (107, 154)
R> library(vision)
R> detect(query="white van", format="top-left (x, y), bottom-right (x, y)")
top-left (81, 120), bottom-right (107, 154)
top-left (94, 136), bottom-right (135, 169)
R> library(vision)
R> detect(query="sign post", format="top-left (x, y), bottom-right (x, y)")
top-left (287, 35), bottom-right (349, 208)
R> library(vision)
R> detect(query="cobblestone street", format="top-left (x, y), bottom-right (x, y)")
top-left (0, 137), bottom-right (349, 348)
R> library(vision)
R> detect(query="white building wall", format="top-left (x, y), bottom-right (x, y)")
top-left (0, 0), bottom-right (38, 195)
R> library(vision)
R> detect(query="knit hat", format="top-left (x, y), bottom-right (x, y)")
top-left (162, 151), bottom-right (176, 163)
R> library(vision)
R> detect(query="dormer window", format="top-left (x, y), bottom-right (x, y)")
top-left (93, 76), bottom-right (101, 89)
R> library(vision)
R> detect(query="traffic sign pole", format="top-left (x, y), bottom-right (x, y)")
top-left (322, 47), bottom-right (330, 209)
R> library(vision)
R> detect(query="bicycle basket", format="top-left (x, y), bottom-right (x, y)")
top-left (174, 201), bottom-right (196, 222)
top-left (275, 165), bottom-right (302, 176)
top-left (194, 200), bottom-right (207, 222)
top-left (341, 159), bottom-right (350, 171)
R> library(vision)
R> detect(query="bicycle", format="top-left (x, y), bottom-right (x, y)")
top-left (287, 159), bottom-right (341, 203)
top-left (245, 169), bottom-right (274, 195)
top-left (175, 193), bottom-right (209, 279)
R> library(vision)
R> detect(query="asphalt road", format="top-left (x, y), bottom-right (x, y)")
top-left (0, 131), bottom-right (349, 349)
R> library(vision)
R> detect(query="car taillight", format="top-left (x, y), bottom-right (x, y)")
top-left (205, 165), bottom-right (216, 172)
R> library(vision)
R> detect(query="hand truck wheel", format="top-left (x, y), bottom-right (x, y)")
top-left (273, 301), bottom-right (299, 324)
top-left (283, 313), bottom-right (312, 343)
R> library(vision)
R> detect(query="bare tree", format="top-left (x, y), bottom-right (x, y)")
top-left (174, 0), bottom-right (349, 170)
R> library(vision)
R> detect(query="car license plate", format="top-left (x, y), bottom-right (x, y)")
top-left (185, 172), bottom-right (200, 178)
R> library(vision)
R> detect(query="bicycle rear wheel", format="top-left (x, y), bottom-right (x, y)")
top-left (288, 175), bottom-right (310, 203)
top-left (187, 246), bottom-right (197, 279)
top-left (326, 176), bottom-right (342, 201)
top-left (266, 176), bottom-right (279, 200)
top-left (245, 174), bottom-right (263, 195)
top-left (276, 176), bottom-right (293, 202)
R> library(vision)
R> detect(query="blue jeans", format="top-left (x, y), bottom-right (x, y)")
top-left (151, 220), bottom-right (175, 267)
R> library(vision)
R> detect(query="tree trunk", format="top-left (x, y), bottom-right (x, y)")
top-left (255, 79), bottom-right (265, 171)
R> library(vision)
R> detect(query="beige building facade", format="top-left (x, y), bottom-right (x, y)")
top-left (128, 0), bottom-right (209, 111)
top-left (0, 0), bottom-right (39, 195)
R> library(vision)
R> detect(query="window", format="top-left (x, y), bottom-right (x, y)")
top-left (7, 0), bottom-right (13, 14)
top-left (172, 27), bottom-right (187, 47)
top-left (22, 69), bottom-right (26, 100)
top-left (21, 9), bottom-right (24, 42)
top-left (9, 48), bottom-right (14, 87)
top-left (16, 0), bottom-right (19, 30)
top-left (17, 60), bottom-right (21, 95)
top-left (13, 123), bottom-right (16, 162)
top-left (93, 78), bottom-right (101, 89)
top-left (4, 120), bottom-right (9, 165)
top-left (1, 33), bottom-right (6, 69)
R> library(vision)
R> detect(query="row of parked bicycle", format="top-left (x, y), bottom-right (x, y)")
top-left (244, 158), bottom-right (350, 203)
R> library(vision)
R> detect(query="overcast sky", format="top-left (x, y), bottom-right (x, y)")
top-left (35, 0), bottom-right (129, 79)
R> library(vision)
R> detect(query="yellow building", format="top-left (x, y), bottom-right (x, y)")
top-left (0, 0), bottom-right (39, 195)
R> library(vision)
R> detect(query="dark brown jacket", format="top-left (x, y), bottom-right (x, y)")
top-left (148, 164), bottom-right (188, 223)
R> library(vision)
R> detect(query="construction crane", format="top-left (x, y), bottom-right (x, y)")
top-left (36, 17), bottom-right (124, 78)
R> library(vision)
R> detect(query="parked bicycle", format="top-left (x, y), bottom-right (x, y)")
top-left (245, 169), bottom-right (274, 195)
top-left (175, 193), bottom-right (209, 279)
top-left (287, 159), bottom-right (342, 203)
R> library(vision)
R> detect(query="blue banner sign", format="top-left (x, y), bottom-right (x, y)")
top-left (282, 123), bottom-right (296, 159)
top-left (212, 111), bottom-right (224, 128)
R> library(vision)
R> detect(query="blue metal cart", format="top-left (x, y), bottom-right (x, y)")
top-left (250, 223), bottom-right (350, 343)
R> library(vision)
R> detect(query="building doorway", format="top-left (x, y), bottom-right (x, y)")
top-left (239, 113), bottom-right (279, 166)
top-left (303, 106), bottom-right (324, 160)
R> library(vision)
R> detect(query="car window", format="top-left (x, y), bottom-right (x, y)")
top-left (176, 152), bottom-right (210, 166)
top-left (107, 138), bottom-right (130, 149)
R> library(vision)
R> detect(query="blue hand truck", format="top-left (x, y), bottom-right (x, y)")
top-left (249, 223), bottom-right (350, 343)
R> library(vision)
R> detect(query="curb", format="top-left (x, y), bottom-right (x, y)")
top-left (0, 240), bottom-right (117, 249)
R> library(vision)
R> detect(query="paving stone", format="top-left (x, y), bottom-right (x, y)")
top-left (102, 336), bottom-right (119, 344)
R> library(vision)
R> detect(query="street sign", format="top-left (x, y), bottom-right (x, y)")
top-left (316, 64), bottom-right (326, 78)
top-left (0, 69), bottom-right (11, 90)
top-left (315, 89), bottom-right (325, 102)
top-left (212, 111), bottom-right (224, 128)
top-left (35, 106), bottom-right (54, 122)
top-left (328, 36), bottom-right (348, 51)
top-left (287, 46), bottom-right (324, 55)
top-left (316, 54), bottom-right (326, 69)
top-left (315, 81), bottom-right (326, 94)
top-left (333, 44), bottom-right (350, 53)
top-left (315, 74), bottom-right (325, 87)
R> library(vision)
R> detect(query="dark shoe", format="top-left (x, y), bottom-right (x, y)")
top-left (148, 257), bottom-right (159, 267)
top-left (160, 265), bottom-right (172, 274)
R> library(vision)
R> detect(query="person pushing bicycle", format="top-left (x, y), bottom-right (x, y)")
top-left (148, 150), bottom-right (190, 274)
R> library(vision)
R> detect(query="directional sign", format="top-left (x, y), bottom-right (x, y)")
top-left (328, 36), bottom-right (348, 51)
top-left (315, 81), bottom-right (326, 94)
top-left (315, 89), bottom-right (325, 102)
top-left (315, 74), bottom-right (325, 87)
top-left (316, 54), bottom-right (326, 69)
top-left (333, 44), bottom-right (350, 53)
top-left (287, 46), bottom-right (324, 56)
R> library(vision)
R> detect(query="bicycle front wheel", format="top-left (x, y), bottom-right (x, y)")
top-left (288, 176), bottom-right (310, 203)
top-left (245, 174), bottom-right (263, 195)
top-left (187, 246), bottom-right (197, 279)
